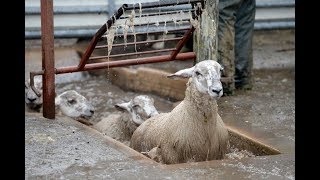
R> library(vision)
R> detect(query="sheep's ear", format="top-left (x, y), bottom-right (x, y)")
top-left (167, 67), bottom-right (194, 79)
top-left (25, 80), bottom-right (30, 88)
top-left (55, 96), bottom-right (61, 106)
top-left (219, 64), bottom-right (224, 71)
top-left (115, 101), bottom-right (131, 112)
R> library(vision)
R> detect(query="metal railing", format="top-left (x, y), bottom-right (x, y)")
top-left (30, 0), bottom-right (205, 119)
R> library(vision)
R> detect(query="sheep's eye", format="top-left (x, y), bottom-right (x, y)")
top-left (68, 99), bottom-right (76, 104)
top-left (195, 71), bottom-right (201, 76)
top-left (132, 105), bottom-right (140, 109)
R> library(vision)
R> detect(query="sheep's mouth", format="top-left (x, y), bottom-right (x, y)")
top-left (209, 91), bottom-right (223, 98)
top-left (26, 103), bottom-right (42, 111)
top-left (80, 114), bottom-right (93, 119)
top-left (76, 117), bottom-right (93, 126)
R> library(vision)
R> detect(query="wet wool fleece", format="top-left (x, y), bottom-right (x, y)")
top-left (130, 78), bottom-right (229, 164)
top-left (94, 113), bottom-right (138, 146)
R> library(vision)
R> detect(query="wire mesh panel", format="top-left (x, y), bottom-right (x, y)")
top-left (81, 0), bottom-right (205, 66)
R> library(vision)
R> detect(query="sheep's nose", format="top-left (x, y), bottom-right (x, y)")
top-left (28, 97), bottom-right (36, 102)
top-left (90, 110), bottom-right (94, 114)
top-left (212, 89), bottom-right (222, 94)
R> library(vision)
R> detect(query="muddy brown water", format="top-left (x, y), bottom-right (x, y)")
top-left (52, 68), bottom-right (284, 162)
top-left (25, 29), bottom-right (294, 165)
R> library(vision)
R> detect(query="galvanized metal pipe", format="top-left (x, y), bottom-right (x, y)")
top-left (41, 0), bottom-right (55, 119)
top-left (120, 9), bottom-right (195, 19)
top-left (25, 20), bottom-right (295, 39)
top-left (254, 20), bottom-right (295, 30)
top-left (124, 0), bottom-right (203, 10)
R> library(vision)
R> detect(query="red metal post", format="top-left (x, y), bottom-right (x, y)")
top-left (170, 26), bottom-right (195, 60)
top-left (41, 0), bottom-right (55, 119)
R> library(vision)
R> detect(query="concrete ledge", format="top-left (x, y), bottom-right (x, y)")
top-left (227, 125), bottom-right (281, 156)
top-left (110, 67), bottom-right (188, 101)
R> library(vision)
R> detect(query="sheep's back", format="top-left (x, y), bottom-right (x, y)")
top-left (130, 113), bottom-right (169, 152)
top-left (94, 113), bottom-right (132, 142)
top-left (130, 100), bottom-right (229, 164)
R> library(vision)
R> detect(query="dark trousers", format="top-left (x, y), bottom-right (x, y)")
top-left (217, 0), bottom-right (256, 93)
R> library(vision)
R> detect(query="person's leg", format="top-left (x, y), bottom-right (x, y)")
top-left (234, 0), bottom-right (256, 89)
top-left (217, 0), bottom-right (241, 95)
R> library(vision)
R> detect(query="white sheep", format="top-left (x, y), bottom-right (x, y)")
top-left (130, 60), bottom-right (229, 164)
top-left (25, 76), bottom-right (43, 111)
top-left (25, 79), bottom-right (95, 125)
top-left (55, 90), bottom-right (95, 124)
top-left (93, 95), bottom-right (159, 146)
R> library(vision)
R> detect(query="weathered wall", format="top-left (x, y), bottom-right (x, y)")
top-left (193, 0), bottom-right (219, 63)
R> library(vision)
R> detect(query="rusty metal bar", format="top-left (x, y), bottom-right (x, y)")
top-left (41, 0), bottom-right (55, 119)
top-left (55, 52), bottom-right (196, 74)
top-left (78, 4), bottom-right (127, 69)
top-left (171, 26), bottom-right (195, 60)
top-left (96, 37), bottom-right (182, 49)
top-left (30, 52), bottom-right (233, 85)
top-left (90, 48), bottom-right (176, 60)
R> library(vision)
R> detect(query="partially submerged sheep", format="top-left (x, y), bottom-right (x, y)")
top-left (55, 90), bottom-right (95, 124)
top-left (25, 76), bottom-right (43, 111)
top-left (25, 78), bottom-right (95, 124)
top-left (130, 60), bottom-right (229, 164)
top-left (93, 95), bottom-right (159, 145)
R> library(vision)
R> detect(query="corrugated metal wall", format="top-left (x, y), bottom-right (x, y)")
top-left (25, 0), bottom-right (295, 39)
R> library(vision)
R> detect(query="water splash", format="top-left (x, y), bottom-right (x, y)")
top-left (225, 147), bottom-right (255, 160)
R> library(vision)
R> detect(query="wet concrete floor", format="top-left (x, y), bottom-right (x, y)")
top-left (25, 29), bottom-right (295, 179)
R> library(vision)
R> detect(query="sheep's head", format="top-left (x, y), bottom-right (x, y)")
top-left (167, 60), bottom-right (224, 98)
top-left (115, 95), bottom-right (159, 125)
top-left (55, 90), bottom-right (95, 119)
top-left (25, 76), bottom-right (43, 111)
